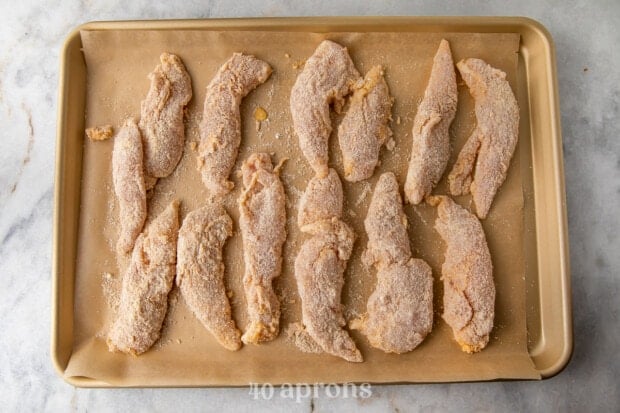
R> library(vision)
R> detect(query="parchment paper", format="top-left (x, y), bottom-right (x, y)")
top-left (65, 29), bottom-right (539, 385)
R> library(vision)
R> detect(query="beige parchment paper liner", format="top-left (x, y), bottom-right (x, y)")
top-left (65, 29), bottom-right (539, 385)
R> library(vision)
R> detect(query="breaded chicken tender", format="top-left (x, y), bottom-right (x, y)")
top-left (290, 40), bottom-right (361, 177)
top-left (176, 203), bottom-right (242, 351)
top-left (112, 118), bottom-right (146, 255)
top-left (139, 53), bottom-right (192, 179)
top-left (238, 154), bottom-right (287, 344)
top-left (338, 65), bottom-right (393, 182)
top-left (295, 166), bottom-right (361, 361)
top-left (351, 173), bottom-right (433, 353)
top-left (295, 218), bottom-right (362, 362)
top-left (297, 168), bottom-right (343, 232)
top-left (107, 201), bottom-right (180, 355)
top-left (404, 40), bottom-right (457, 204)
top-left (430, 195), bottom-right (495, 353)
top-left (198, 53), bottom-right (272, 195)
top-left (448, 58), bottom-right (519, 219)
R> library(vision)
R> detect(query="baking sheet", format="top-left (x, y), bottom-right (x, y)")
top-left (64, 29), bottom-right (539, 385)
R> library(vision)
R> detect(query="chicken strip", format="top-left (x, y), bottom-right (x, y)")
top-left (176, 203), bottom-right (241, 351)
top-left (112, 118), bottom-right (147, 255)
top-left (107, 201), bottom-right (180, 355)
top-left (361, 173), bottom-right (412, 267)
top-left (338, 65), bottom-right (393, 182)
top-left (198, 53), bottom-right (272, 195)
top-left (297, 168), bottom-right (343, 232)
top-left (139, 53), bottom-right (192, 178)
top-left (447, 58), bottom-right (519, 219)
top-left (294, 218), bottom-right (362, 362)
top-left (404, 39), bottom-right (458, 204)
top-left (238, 153), bottom-right (287, 344)
top-left (351, 173), bottom-right (433, 353)
top-left (290, 40), bottom-right (361, 177)
top-left (295, 166), bottom-right (361, 361)
top-left (430, 195), bottom-right (494, 353)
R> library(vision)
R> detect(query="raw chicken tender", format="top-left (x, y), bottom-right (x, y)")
top-left (290, 40), bottom-right (361, 177)
top-left (338, 65), bottom-right (393, 182)
top-left (404, 40), bottom-right (457, 204)
top-left (431, 195), bottom-right (495, 353)
top-left (351, 173), bottom-right (433, 353)
top-left (448, 58), bottom-right (519, 219)
top-left (139, 53), bottom-right (192, 178)
top-left (295, 218), bottom-right (362, 362)
top-left (107, 201), bottom-right (180, 355)
top-left (198, 53), bottom-right (272, 195)
top-left (112, 118), bottom-right (146, 255)
top-left (238, 154), bottom-right (287, 344)
top-left (176, 203), bottom-right (242, 351)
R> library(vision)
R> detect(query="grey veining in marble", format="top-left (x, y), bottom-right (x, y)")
top-left (0, 0), bottom-right (618, 411)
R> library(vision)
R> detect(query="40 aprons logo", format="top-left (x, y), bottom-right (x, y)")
top-left (248, 382), bottom-right (373, 402)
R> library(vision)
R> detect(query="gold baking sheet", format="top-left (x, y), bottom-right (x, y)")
top-left (52, 17), bottom-right (572, 387)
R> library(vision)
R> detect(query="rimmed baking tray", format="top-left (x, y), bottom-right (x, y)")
top-left (52, 17), bottom-right (571, 387)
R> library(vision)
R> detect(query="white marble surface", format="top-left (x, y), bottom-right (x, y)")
top-left (0, 0), bottom-right (618, 411)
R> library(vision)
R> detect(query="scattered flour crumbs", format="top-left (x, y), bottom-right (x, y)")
top-left (101, 271), bottom-right (120, 313)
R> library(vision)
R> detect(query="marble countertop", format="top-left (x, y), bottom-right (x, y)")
top-left (1, 0), bottom-right (618, 411)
